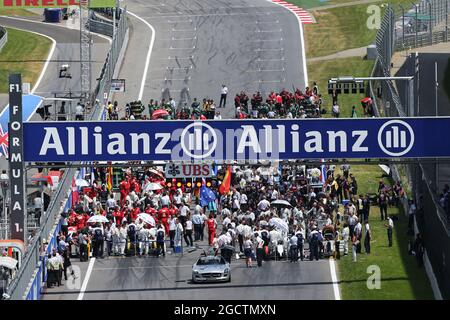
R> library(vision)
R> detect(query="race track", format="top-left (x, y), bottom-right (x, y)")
top-left (122, 0), bottom-right (308, 119)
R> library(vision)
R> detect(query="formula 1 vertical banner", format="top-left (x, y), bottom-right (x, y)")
top-left (8, 74), bottom-right (26, 242)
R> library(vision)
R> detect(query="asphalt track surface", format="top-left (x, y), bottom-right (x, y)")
top-left (0, 16), bottom-right (110, 171)
top-left (0, 2), bottom-right (336, 300)
top-left (395, 52), bottom-right (450, 191)
top-left (121, 0), bottom-right (307, 119)
top-left (42, 239), bottom-right (335, 300)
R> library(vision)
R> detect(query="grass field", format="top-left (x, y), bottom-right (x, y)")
top-left (336, 166), bottom-right (434, 299)
top-left (299, 0), bottom-right (436, 299)
top-left (308, 57), bottom-right (374, 116)
top-left (0, 28), bottom-right (52, 93)
top-left (300, 0), bottom-right (421, 58)
top-left (0, 9), bottom-right (36, 16)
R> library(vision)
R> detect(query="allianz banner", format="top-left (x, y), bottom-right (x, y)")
top-left (22, 118), bottom-right (450, 162)
top-left (0, 0), bottom-right (115, 8)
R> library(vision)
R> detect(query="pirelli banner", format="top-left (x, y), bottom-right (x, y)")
top-left (21, 117), bottom-right (450, 162)
top-left (0, 0), bottom-right (116, 8)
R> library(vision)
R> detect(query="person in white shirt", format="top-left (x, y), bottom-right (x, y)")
top-left (214, 112), bottom-right (222, 119)
top-left (178, 202), bottom-right (190, 226)
top-left (192, 211), bottom-right (203, 242)
top-left (219, 84), bottom-right (228, 108)
top-left (385, 216), bottom-right (394, 247)
top-left (240, 193), bottom-right (248, 211)
top-left (364, 221), bottom-right (371, 254)
top-left (183, 215), bottom-right (194, 247)
top-left (160, 192), bottom-right (170, 207)
top-left (75, 102), bottom-right (84, 120)
top-left (257, 197), bottom-right (270, 212)
top-left (138, 225), bottom-right (151, 255)
top-left (332, 103), bottom-right (340, 118)
top-left (255, 233), bottom-right (264, 267)
top-left (169, 216), bottom-right (177, 248)
top-left (174, 218), bottom-right (184, 247)
top-left (223, 214), bottom-right (231, 228)
top-left (106, 194), bottom-right (117, 211)
top-left (0, 170), bottom-right (8, 180)
top-left (173, 190), bottom-right (183, 206)
top-left (169, 97), bottom-right (177, 110)
top-left (342, 223), bottom-right (350, 255)
top-left (354, 218), bottom-right (362, 253)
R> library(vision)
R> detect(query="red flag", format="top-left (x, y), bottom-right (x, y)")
top-left (218, 166), bottom-right (232, 195)
top-left (71, 178), bottom-right (79, 208)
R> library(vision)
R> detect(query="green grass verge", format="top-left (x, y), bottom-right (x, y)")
top-left (0, 9), bottom-right (36, 16)
top-left (299, 0), bottom-right (421, 58)
top-left (0, 27), bottom-right (52, 93)
top-left (307, 57), bottom-right (374, 117)
top-left (336, 166), bottom-right (434, 299)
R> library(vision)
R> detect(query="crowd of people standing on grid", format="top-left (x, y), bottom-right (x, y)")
top-left (104, 83), bottom-right (326, 121)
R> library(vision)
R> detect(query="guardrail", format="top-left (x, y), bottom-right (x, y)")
top-left (0, 26), bottom-right (8, 52)
top-left (6, 7), bottom-right (129, 300)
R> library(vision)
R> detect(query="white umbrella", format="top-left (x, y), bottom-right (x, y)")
top-left (0, 256), bottom-right (18, 270)
top-left (269, 217), bottom-right (289, 233)
top-left (148, 169), bottom-right (164, 179)
top-left (75, 179), bottom-right (90, 187)
top-left (137, 213), bottom-right (155, 226)
top-left (271, 199), bottom-right (292, 208)
top-left (87, 215), bottom-right (109, 223)
top-left (144, 182), bottom-right (163, 192)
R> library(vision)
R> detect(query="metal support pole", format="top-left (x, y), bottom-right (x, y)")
top-left (435, 61), bottom-right (439, 116)
top-left (446, 0), bottom-right (449, 42)
top-left (428, 1), bottom-right (432, 45)
top-left (408, 78), bottom-right (415, 117)
top-left (415, 4), bottom-right (418, 48)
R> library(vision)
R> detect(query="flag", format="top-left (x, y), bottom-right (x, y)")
top-left (320, 163), bottom-right (327, 184)
top-left (71, 178), bottom-right (79, 207)
top-left (218, 165), bottom-right (232, 194)
top-left (200, 185), bottom-right (216, 207)
top-left (0, 124), bottom-right (9, 158)
top-left (107, 163), bottom-right (113, 192)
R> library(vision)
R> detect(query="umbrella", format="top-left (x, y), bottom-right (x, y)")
top-left (361, 97), bottom-right (372, 104)
top-left (75, 179), bottom-right (90, 187)
top-left (0, 256), bottom-right (18, 270)
top-left (269, 217), bottom-right (289, 233)
top-left (148, 169), bottom-right (164, 179)
top-left (87, 215), bottom-right (109, 223)
top-left (137, 213), bottom-right (155, 226)
top-left (151, 109), bottom-right (169, 120)
top-left (144, 182), bottom-right (163, 192)
top-left (271, 200), bottom-right (292, 208)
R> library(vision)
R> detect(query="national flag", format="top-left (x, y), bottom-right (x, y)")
top-left (71, 177), bottom-right (79, 207)
top-left (200, 185), bottom-right (216, 207)
top-left (107, 163), bottom-right (113, 192)
top-left (0, 124), bottom-right (8, 158)
top-left (218, 165), bottom-right (232, 195)
top-left (320, 160), bottom-right (327, 184)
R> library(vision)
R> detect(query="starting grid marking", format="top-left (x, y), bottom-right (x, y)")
top-left (270, 0), bottom-right (315, 24)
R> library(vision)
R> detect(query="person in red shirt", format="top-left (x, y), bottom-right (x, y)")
top-left (119, 179), bottom-right (130, 206)
top-left (76, 212), bottom-right (86, 230)
top-left (206, 213), bottom-right (217, 246)
top-left (68, 209), bottom-right (77, 227)
top-left (145, 204), bottom-right (156, 216)
top-left (158, 207), bottom-right (169, 234)
top-left (113, 207), bottom-right (124, 226)
top-left (130, 204), bottom-right (140, 221)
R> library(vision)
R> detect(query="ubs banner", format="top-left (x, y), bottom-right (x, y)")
top-left (22, 117), bottom-right (450, 162)
top-left (9, 74), bottom-right (26, 242)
